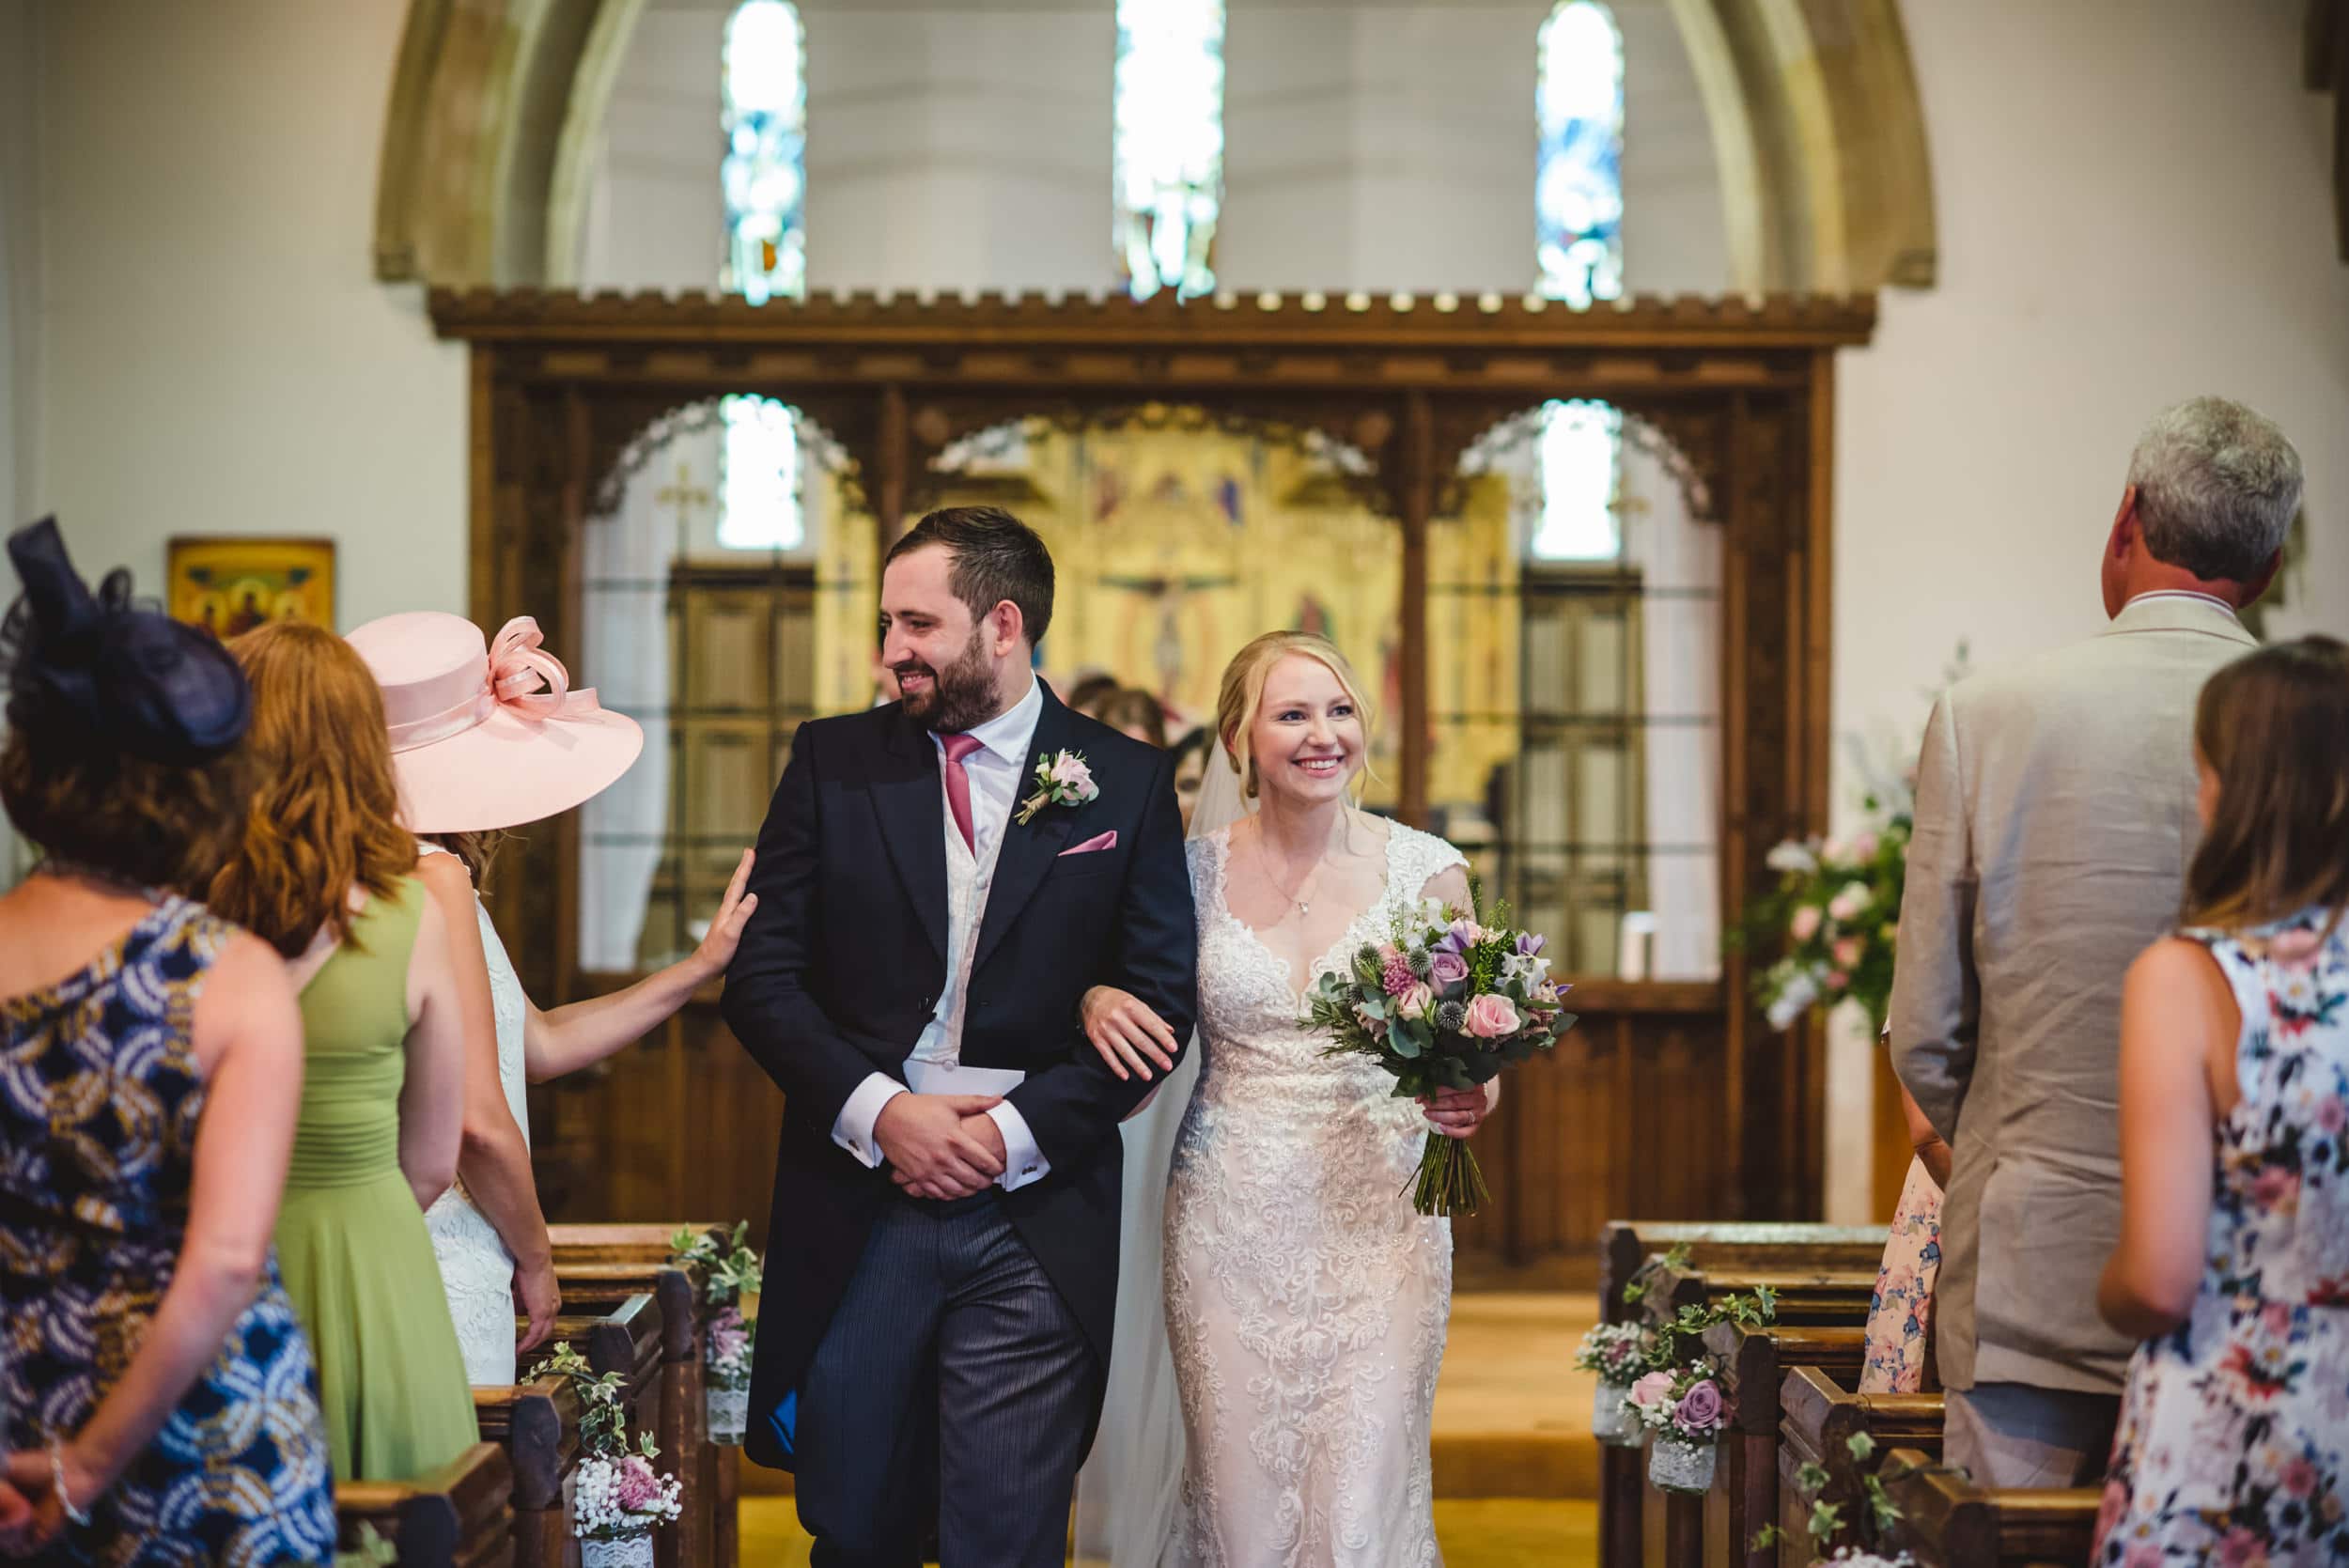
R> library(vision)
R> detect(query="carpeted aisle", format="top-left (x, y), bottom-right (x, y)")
top-left (738, 1291), bottom-right (1602, 1565)
top-left (739, 1498), bottom-right (1599, 1566)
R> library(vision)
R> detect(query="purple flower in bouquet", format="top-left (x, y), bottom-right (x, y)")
top-left (1674, 1379), bottom-right (1726, 1435)
top-left (1516, 932), bottom-right (1546, 959)
top-left (1427, 950), bottom-right (1470, 992)
top-left (614, 1455), bottom-right (662, 1513)
top-left (1447, 917), bottom-right (1485, 950)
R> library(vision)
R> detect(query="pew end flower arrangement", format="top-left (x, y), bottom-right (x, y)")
top-left (1613, 1285), bottom-right (1778, 1493)
top-left (535, 1343), bottom-right (683, 1568)
top-left (1308, 891), bottom-right (1577, 1216)
top-left (1574, 1322), bottom-right (1657, 1448)
top-left (671, 1221), bottom-right (763, 1446)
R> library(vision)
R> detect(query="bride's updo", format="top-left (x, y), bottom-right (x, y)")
top-left (1215, 630), bottom-right (1377, 802)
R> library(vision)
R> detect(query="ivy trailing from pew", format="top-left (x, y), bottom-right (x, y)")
top-left (532, 1341), bottom-right (685, 1564)
top-left (1619, 1240), bottom-right (1691, 1309)
top-left (1756, 1430), bottom-right (1908, 1562)
top-left (670, 1221), bottom-right (764, 1445)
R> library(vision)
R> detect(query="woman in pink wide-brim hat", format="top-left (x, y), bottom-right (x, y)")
top-left (346, 610), bottom-right (758, 1387)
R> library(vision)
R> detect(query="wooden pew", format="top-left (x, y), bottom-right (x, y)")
top-left (1878, 1447), bottom-right (2100, 1567)
top-left (338, 1442), bottom-right (515, 1568)
top-left (1774, 1366), bottom-right (1941, 1565)
top-left (472, 1374), bottom-right (582, 1568)
top-left (550, 1221), bottom-right (733, 1568)
top-left (1699, 1321), bottom-right (1867, 1568)
top-left (1596, 1221), bottom-right (1888, 1568)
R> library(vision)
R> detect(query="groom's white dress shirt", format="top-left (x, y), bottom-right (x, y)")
top-left (830, 675), bottom-right (1051, 1192)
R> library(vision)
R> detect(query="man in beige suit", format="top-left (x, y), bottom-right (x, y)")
top-left (1889, 396), bottom-right (2303, 1487)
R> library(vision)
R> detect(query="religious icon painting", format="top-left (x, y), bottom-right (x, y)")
top-left (166, 536), bottom-right (336, 638)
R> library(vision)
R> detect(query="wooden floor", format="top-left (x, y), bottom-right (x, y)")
top-left (740, 1291), bottom-right (1603, 1562)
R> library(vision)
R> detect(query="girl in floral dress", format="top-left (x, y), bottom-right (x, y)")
top-left (2094, 637), bottom-right (2349, 1564)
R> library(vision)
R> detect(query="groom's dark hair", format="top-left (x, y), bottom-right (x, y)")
top-left (887, 505), bottom-right (1056, 647)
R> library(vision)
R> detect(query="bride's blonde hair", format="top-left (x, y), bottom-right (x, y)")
top-left (1215, 631), bottom-right (1377, 803)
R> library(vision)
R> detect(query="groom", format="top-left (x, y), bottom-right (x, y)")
top-left (723, 506), bottom-right (1199, 1566)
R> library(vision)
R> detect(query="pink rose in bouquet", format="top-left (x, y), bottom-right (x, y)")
top-left (1789, 906), bottom-right (1822, 942)
top-left (1395, 981), bottom-right (1434, 1021)
top-left (1463, 994), bottom-right (1521, 1039)
top-left (708, 1308), bottom-right (750, 1365)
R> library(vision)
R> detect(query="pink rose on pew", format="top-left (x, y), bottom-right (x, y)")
top-left (1628, 1371), bottom-right (1674, 1411)
top-left (1673, 1378), bottom-right (1725, 1435)
top-left (1789, 906), bottom-right (1822, 942)
top-left (709, 1308), bottom-right (750, 1365)
top-left (614, 1455), bottom-right (662, 1513)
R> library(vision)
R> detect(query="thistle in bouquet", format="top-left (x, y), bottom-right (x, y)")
top-left (1307, 890), bottom-right (1578, 1217)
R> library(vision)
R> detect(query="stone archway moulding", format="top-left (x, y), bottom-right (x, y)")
top-left (375, 0), bottom-right (1937, 293)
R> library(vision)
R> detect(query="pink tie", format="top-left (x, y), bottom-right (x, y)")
top-left (940, 733), bottom-right (985, 855)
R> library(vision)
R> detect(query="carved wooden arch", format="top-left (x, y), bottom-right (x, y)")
top-left (437, 286), bottom-right (1869, 1237)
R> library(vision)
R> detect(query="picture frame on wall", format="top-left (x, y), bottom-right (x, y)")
top-left (166, 536), bottom-right (336, 638)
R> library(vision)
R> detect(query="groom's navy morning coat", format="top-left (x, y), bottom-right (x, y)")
top-left (722, 681), bottom-right (1199, 1471)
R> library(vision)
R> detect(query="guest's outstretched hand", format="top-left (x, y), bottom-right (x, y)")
top-left (692, 849), bottom-right (759, 980)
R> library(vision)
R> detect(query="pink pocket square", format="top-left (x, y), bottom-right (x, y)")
top-left (1059, 831), bottom-right (1118, 857)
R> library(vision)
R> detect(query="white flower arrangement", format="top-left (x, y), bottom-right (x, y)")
top-left (575, 1449), bottom-right (685, 1542)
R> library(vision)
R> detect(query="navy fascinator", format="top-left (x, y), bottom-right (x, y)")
top-left (1, 518), bottom-right (253, 764)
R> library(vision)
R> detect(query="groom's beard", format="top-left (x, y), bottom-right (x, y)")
top-left (895, 627), bottom-right (999, 734)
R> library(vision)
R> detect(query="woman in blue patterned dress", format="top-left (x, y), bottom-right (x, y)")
top-left (0, 520), bottom-right (336, 1564)
top-left (2095, 636), bottom-right (2349, 1565)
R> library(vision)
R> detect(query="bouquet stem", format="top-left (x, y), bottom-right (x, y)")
top-left (1410, 1132), bottom-right (1492, 1218)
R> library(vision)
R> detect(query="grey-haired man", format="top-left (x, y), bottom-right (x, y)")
top-left (1890, 396), bottom-right (2304, 1487)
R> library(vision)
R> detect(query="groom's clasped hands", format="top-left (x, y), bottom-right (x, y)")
top-left (878, 1092), bottom-right (1009, 1200)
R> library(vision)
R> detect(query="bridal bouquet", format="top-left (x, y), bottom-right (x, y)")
top-left (1307, 893), bottom-right (1577, 1217)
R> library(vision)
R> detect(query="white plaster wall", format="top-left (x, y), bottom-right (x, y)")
top-left (31, 0), bottom-right (466, 637)
top-left (1219, 0), bottom-right (1726, 295)
top-left (580, 0), bottom-right (1726, 299)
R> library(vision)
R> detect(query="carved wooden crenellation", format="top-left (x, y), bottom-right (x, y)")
top-left (443, 285), bottom-right (1869, 1276)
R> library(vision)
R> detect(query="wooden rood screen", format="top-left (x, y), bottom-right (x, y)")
top-left (429, 287), bottom-right (1873, 1280)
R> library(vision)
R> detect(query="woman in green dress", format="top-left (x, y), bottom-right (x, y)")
top-left (207, 620), bottom-right (478, 1483)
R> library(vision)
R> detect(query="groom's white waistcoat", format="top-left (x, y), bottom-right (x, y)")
top-left (828, 676), bottom-right (1050, 1189)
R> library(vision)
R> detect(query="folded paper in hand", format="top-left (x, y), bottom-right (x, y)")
top-left (907, 1061), bottom-right (1026, 1096)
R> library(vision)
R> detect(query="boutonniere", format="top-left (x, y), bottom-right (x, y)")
top-left (1016, 749), bottom-right (1101, 825)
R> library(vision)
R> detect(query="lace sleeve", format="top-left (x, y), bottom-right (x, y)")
top-left (1393, 823), bottom-right (1470, 908)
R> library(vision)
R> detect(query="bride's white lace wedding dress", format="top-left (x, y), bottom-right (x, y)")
top-left (418, 843), bottom-right (530, 1385)
top-left (1164, 820), bottom-right (1464, 1567)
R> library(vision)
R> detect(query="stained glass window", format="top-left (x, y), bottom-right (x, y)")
top-left (722, 0), bottom-right (806, 305)
top-left (1112, 0), bottom-right (1225, 302)
top-left (1534, 1), bottom-right (1626, 562)
top-left (1536, 0), bottom-right (1624, 309)
top-left (720, 1), bottom-right (806, 551)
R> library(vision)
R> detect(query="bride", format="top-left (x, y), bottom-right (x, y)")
top-left (1075, 630), bottom-right (1497, 1566)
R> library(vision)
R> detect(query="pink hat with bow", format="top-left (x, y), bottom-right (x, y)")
top-left (344, 612), bottom-right (644, 833)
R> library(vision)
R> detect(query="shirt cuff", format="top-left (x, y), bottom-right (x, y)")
top-left (987, 1101), bottom-right (1049, 1191)
top-left (832, 1074), bottom-right (906, 1169)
